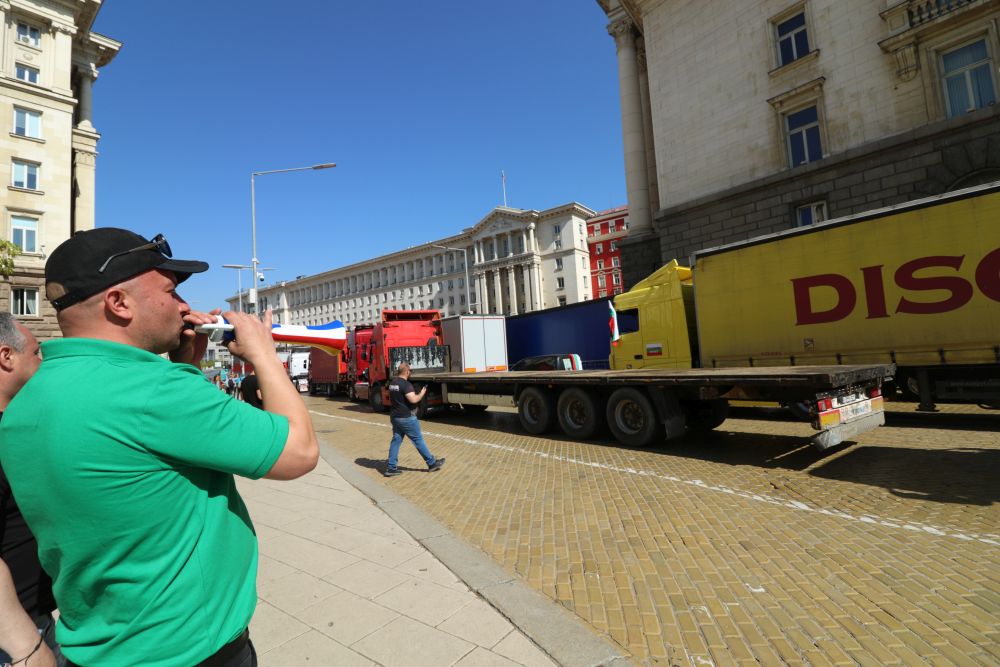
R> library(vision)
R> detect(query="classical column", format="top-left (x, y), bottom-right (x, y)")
top-left (507, 266), bottom-right (518, 315)
top-left (507, 232), bottom-right (514, 257)
top-left (530, 262), bottom-right (542, 310)
top-left (608, 18), bottom-right (652, 234)
top-left (636, 40), bottom-right (660, 215)
top-left (491, 270), bottom-right (502, 314)
top-left (520, 229), bottom-right (527, 255)
top-left (527, 223), bottom-right (537, 253)
top-left (76, 64), bottom-right (97, 131)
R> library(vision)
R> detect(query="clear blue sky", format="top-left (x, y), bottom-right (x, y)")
top-left (91, 1), bottom-right (625, 312)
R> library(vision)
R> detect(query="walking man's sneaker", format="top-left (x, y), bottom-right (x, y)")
top-left (383, 467), bottom-right (402, 477)
top-left (428, 457), bottom-right (446, 472)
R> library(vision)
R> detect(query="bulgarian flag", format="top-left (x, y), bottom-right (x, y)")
top-left (609, 300), bottom-right (621, 347)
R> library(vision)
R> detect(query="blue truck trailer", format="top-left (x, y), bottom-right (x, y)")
top-left (505, 296), bottom-right (614, 369)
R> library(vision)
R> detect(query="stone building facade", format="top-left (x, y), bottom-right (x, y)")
top-left (1, 0), bottom-right (119, 339)
top-left (233, 203), bottom-right (594, 328)
top-left (598, 0), bottom-right (1000, 287)
top-left (587, 205), bottom-right (628, 298)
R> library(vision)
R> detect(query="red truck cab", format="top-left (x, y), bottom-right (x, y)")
top-left (368, 310), bottom-right (443, 411)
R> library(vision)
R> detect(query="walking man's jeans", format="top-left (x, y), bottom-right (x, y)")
top-left (388, 416), bottom-right (436, 469)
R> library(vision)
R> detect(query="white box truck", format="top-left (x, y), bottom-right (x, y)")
top-left (440, 315), bottom-right (508, 373)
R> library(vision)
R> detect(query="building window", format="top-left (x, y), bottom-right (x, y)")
top-left (11, 288), bottom-right (38, 316)
top-left (775, 12), bottom-right (809, 67)
top-left (16, 23), bottom-right (41, 47)
top-left (556, 277), bottom-right (565, 290)
top-left (555, 258), bottom-right (563, 270)
top-left (795, 201), bottom-right (827, 227)
top-left (558, 296), bottom-right (567, 306)
top-left (13, 108), bottom-right (41, 139)
top-left (597, 260), bottom-right (605, 270)
top-left (595, 243), bottom-right (603, 254)
top-left (15, 64), bottom-right (39, 84)
top-left (785, 105), bottom-right (822, 167)
top-left (11, 216), bottom-right (38, 253)
top-left (11, 161), bottom-right (39, 190)
top-left (612, 257), bottom-right (620, 267)
top-left (598, 275), bottom-right (606, 288)
top-left (599, 290), bottom-right (607, 297)
top-left (610, 241), bottom-right (617, 251)
top-left (449, 296), bottom-right (455, 305)
top-left (612, 274), bottom-right (621, 286)
top-left (941, 39), bottom-right (997, 118)
top-left (552, 223), bottom-right (560, 237)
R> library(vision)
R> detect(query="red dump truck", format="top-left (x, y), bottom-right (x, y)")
top-left (357, 311), bottom-right (448, 411)
top-left (344, 325), bottom-right (375, 401)
top-left (307, 347), bottom-right (346, 396)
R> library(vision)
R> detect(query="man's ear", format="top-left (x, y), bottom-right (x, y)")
top-left (104, 287), bottom-right (134, 323)
top-left (0, 345), bottom-right (14, 372)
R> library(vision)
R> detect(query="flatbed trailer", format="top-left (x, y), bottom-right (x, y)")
top-left (410, 363), bottom-right (893, 450)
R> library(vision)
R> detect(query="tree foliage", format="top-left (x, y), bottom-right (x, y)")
top-left (0, 241), bottom-right (20, 278)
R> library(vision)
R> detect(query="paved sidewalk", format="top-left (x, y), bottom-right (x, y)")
top-left (238, 450), bottom-right (610, 666)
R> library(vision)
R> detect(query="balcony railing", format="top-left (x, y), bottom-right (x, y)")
top-left (907, 0), bottom-right (977, 27)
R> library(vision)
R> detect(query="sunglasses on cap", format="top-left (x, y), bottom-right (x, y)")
top-left (98, 234), bottom-right (172, 274)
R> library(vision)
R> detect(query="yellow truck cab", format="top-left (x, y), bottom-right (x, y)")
top-left (610, 261), bottom-right (697, 371)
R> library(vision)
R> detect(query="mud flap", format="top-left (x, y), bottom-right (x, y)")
top-left (649, 389), bottom-right (686, 440)
top-left (811, 410), bottom-right (885, 451)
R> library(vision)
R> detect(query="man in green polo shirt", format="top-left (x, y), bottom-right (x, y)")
top-left (0, 229), bottom-right (319, 666)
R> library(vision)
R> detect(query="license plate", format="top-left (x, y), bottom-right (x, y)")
top-left (839, 398), bottom-right (873, 421)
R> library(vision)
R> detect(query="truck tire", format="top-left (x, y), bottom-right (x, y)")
top-left (557, 388), bottom-right (605, 440)
top-left (370, 383), bottom-right (387, 412)
top-left (683, 399), bottom-right (729, 432)
top-left (607, 388), bottom-right (661, 448)
top-left (518, 387), bottom-right (556, 435)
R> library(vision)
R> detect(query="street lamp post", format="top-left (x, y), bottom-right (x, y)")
top-left (250, 162), bottom-right (336, 315)
top-left (223, 264), bottom-right (275, 313)
top-left (432, 244), bottom-right (472, 315)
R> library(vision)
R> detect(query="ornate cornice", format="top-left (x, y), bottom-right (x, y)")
top-left (50, 22), bottom-right (77, 36)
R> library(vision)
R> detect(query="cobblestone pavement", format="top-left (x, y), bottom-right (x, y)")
top-left (306, 397), bottom-right (999, 666)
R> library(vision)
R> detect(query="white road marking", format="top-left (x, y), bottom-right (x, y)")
top-left (309, 410), bottom-right (1000, 547)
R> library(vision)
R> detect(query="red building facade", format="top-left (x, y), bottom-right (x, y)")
top-left (586, 206), bottom-right (629, 298)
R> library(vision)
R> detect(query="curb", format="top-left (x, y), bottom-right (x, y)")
top-left (319, 441), bottom-right (633, 667)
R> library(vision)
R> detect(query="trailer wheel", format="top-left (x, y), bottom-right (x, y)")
top-left (607, 388), bottom-right (660, 448)
top-left (370, 383), bottom-right (387, 412)
top-left (682, 399), bottom-right (729, 432)
top-left (557, 388), bottom-right (605, 440)
top-left (518, 387), bottom-right (556, 434)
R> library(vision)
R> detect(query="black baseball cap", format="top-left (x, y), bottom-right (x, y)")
top-left (45, 228), bottom-right (209, 311)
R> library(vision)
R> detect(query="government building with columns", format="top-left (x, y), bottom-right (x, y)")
top-left (235, 203), bottom-right (595, 327)
top-left (1, 0), bottom-right (119, 340)
top-left (598, 0), bottom-right (1000, 288)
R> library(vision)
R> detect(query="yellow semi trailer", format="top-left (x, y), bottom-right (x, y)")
top-left (613, 181), bottom-right (1000, 412)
